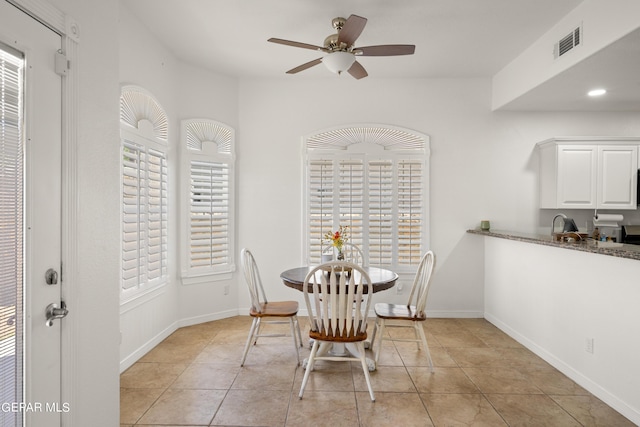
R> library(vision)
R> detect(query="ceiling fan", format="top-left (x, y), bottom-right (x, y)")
top-left (268, 14), bottom-right (415, 79)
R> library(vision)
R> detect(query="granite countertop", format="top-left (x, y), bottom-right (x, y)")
top-left (467, 229), bottom-right (640, 261)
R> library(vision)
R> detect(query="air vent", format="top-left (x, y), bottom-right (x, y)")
top-left (554, 26), bottom-right (582, 58)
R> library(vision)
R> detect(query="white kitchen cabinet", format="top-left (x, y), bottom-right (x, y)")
top-left (538, 137), bottom-right (639, 210)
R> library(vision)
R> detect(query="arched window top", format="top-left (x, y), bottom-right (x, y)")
top-left (182, 119), bottom-right (234, 156)
top-left (120, 85), bottom-right (168, 143)
top-left (305, 124), bottom-right (429, 152)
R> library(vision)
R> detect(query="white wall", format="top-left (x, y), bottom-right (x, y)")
top-left (484, 236), bottom-right (640, 424)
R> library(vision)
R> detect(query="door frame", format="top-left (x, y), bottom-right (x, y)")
top-left (6, 0), bottom-right (80, 424)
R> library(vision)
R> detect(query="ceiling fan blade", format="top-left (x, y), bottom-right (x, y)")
top-left (355, 44), bottom-right (416, 56)
top-left (338, 14), bottom-right (367, 47)
top-left (268, 38), bottom-right (327, 52)
top-left (347, 61), bottom-right (368, 80)
top-left (286, 58), bottom-right (323, 74)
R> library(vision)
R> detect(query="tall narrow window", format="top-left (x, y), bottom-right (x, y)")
top-left (120, 86), bottom-right (169, 297)
top-left (0, 43), bottom-right (24, 427)
top-left (181, 119), bottom-right (235, 283)
top-left (304, 125), bottom-right (429, 273)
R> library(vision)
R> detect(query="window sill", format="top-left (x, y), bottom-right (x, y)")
top-left (181, 268), bottom-right (234, 286)
top-left (120, 281), bottom-right (167, 313)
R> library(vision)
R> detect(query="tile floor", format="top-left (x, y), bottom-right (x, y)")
top-left (120, 316), bottom-right (634, 426)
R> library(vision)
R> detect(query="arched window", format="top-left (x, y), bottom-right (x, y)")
top-left (119, 85), bottom-right (168, 297)
top-left (304, 124), bottom-right (430, 273)
top-left (180, 119), bottom-right (235, 283)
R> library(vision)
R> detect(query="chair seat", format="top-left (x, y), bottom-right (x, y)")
top-left (374, 303), bottom-right (426, 321)
top-left (309, 322), bottom-right (367, 343)
top-left (250, 301), bottom-right (298, 317)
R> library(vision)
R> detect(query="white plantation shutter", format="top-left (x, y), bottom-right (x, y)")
top-left (120, 86), bottom-right (169, 296)
top-left (0, 45), bottom-right (24, 426)
top-left (189, 160), bottom-right (230, 269)
top-left (305, 125), bottom-right (429, 271)
top-left (121, 140), bottom-right (168, 290)
top-left (308, 159), bottom-right (334, 262)
top-left (181, 119), bottom-right (235, 281)
top-left (398, 159), bottom-right (423, 265)
top-left (368, 161), bottom-right (394, 267)
top-left (338, 160), bottom-right (364, 249)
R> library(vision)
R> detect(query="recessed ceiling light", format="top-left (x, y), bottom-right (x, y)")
top-left (588, 88), bottom-right (607, 97)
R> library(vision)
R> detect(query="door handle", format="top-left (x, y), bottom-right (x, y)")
top-left (45, 301), bottom-right (68, 327)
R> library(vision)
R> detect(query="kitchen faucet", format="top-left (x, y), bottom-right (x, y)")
top-left (551, 213), bottom-right (567, 236)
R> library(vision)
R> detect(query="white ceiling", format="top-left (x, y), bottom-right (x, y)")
top-left (123, 0), bottom-right (640, 111)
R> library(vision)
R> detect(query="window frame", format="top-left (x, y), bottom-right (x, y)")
top-left (303, 125), bottom-right (430, 274)
top-left (179, 119), bottom-right (236, 284)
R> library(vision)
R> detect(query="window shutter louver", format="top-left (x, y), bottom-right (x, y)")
top-left (308, 159), bottom-right (334, 263)
top-left (397, 159), bottom-right (423, 265)
top-left (121, 140), bottom-right (168, 289)
top-left (338, 160), bottom-right (364, 249)
top-left (368, 161), bottom-right (394, 267)
top-left (0, 46), bottom-right (24, 422)
top-left (189, 160), bottom-right (230, 269)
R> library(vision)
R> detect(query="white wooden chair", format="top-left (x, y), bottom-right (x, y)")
top-left (321, 242), bottom-right (365, 266)
top-left (240, 248), bottom-right (302, 366)
top-left (370, 251), bottom-right (436, 372)
top-left (299, 261), bottom-right (375, 401)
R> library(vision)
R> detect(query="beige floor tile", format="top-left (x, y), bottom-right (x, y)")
top-left (522, 367), bottom-right (590, 396)
top-left (421, 393), bottom-right (508, 426)
top-left (120, 362), bottom-right (187, 389)
top-left (287, 391), bottom-right (359, 427)
top-left (550, 395), bottom-right (637, 427)
top-left (445, 347), bottom-right (506, 367)
top-left (486, 394), bottom-right (582, 426)
top-left (356, 392), bottom-right (434, 427)
top-left (119, 388), bottom-right (164, 425)
top-left (232, 363), bottom-right (297, 391)
top-left (434, 330), bottom-right (488, 348)
top-left (396, 343), bottom-right (457, 368)
top-left (171, 363), bottom-right (240, 389)
top-left (295, 362), bottom-right (356, 393)
top-left (194, 342), bottom-right (245, 365)
top-left (138, 340), bottom-right (206, 364)
top-left (211, 389), bottom-right (291, 426)
top-left (371, 341), bottom-right (405, 366)
top-left (462, 367), bottom-right (544, 394)
top-left (408, 366), bottom-right (480, 394)
top-left (137, 388), bottom-right (226, 425)
top-left (353, 366), bottom-right (416, 393)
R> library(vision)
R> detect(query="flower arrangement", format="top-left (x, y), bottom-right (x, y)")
top-left (324, 225), bottom-right (349, 254)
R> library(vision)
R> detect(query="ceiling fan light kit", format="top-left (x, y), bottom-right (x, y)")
top-left (268, 14), bottom-right (415, 79)
top-left (322, 51), bottom-right (356, 74)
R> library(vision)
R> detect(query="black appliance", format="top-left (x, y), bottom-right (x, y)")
top-left (621, 225), bottom-right (640, 245)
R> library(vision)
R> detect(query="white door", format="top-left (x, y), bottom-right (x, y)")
top-left (0, 1), bottom-right (64, 425)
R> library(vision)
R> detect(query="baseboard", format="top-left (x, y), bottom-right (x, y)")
top-left (485, 312), bottom-right (640, 426)
top-left (119, 321), bottom-right (179, 373)
top-left (178, 308), bottom-right (240, 328)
